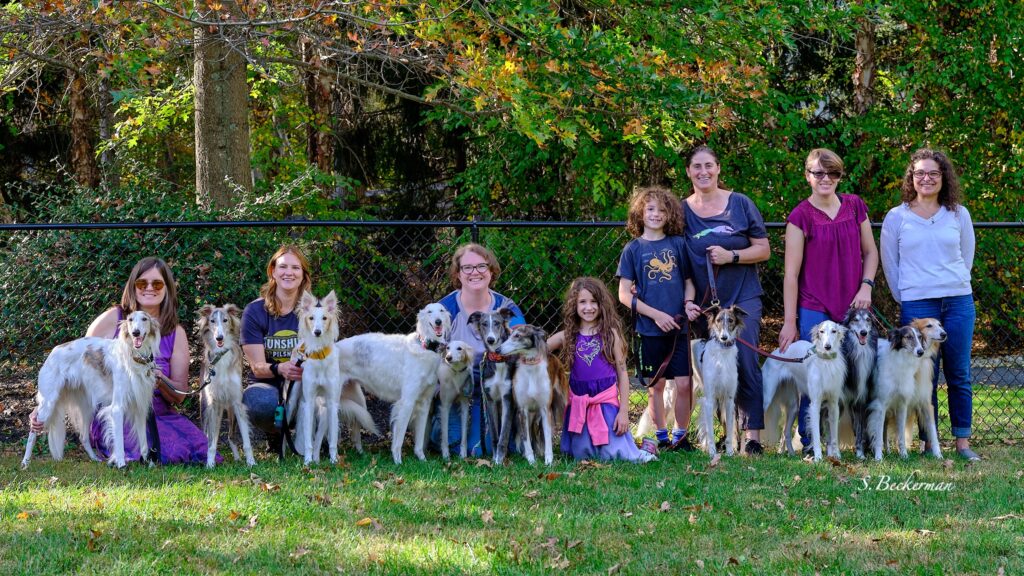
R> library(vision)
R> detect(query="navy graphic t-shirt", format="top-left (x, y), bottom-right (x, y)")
top-left (241, 298), bottom-right (299, 387)
top-left (617, 235), bottom-right (690, 336)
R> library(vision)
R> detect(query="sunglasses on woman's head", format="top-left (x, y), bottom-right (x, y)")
top-left (135, 279), bottom-right (165, 291)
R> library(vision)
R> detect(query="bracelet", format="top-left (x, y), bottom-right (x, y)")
top-left (861, 278), bottom-right (875, 288)
top-left (731, 250), bottom-right (740, 264)
top-left (269, 362), bottom-right (280, 377)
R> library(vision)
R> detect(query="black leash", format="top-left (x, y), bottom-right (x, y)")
top-left (277, 358), bottom-right (304, 461)
top-left (631, 293), bottom-right (688, 388)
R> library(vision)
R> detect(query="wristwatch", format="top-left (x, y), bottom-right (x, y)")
top-left (731, 250), bottom-right (739, 264)
top-left (861, 278), bottom-right (875, 288)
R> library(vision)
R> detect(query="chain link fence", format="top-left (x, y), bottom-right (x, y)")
top-left (1, 220), bottom-right (1021, 442)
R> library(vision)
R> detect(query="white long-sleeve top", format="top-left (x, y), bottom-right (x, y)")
top-left (880, 203), bottom-right (975, 304)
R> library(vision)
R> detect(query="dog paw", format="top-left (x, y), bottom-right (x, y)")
top-left (246, 457), bottom-right (256, 467)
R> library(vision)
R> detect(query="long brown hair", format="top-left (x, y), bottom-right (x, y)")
top-left (900, 148), bottom-right (962, 211)
top-left (558, 277), bottom-right (624, 369)
top-left (259, 244), bottom-right (312, 317)
top-left (119, 257), bottom-right (179, 335)
top-left (625, 186), bottom-right (684, 238)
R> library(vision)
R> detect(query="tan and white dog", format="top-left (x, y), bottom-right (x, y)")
top-left (497, 324), bottom-right (569, 465)
top-left (436, 340), bottom-right (473, 460)
top-left (197, 304), bottom-right (255, 468)
top-left (337, 303), bottom-right (450, 464)
top-left (869, 325), bottom-right (934, 460)
top-left (691, 305), bottom-right (746, 458)
top-left (22, 310), bottom-right (160, 469)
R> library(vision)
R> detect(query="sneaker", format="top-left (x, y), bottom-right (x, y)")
top-left (640, 437), bottom-right (660, 456)
top-left (669, 436), bottom-right (696, 452)
top-left (956, 447), bottom-right (981, 462)
top-left (744, 439), bottom-right (764, 456)
top-left (637, 449), bottom-right (658, 463)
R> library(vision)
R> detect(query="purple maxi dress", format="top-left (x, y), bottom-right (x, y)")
top-left (561, 333), bottom-right (649, 462)
top-left (89, 312), bottom-right (218, 465)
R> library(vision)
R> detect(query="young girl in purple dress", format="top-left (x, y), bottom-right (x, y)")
top-left (548, 277), bottom-right (656, 463)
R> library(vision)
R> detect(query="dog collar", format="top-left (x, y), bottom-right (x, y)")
top-left (813, 346), bottom-right (838, 360)
top-left (420, 338), bottom-right (444, 352)
top-left (297, 343), bottom-right (332, 361)
top-left (207, 348), bottom-right (231, 366)
top-left (486, 351), bottom-right (509, 363)
top-left (132, 352), bottom-right (153, 365)
top-left (519, 355), bottom-right (542, 366)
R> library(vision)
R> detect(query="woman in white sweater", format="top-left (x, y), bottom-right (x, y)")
top-left (880, 148), bottom-right (979, 461)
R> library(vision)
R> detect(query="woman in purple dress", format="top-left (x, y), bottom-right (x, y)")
top-left (80, 257), bottom-right (214, 464)
top-left (548, 277), bottom-right (658, 463)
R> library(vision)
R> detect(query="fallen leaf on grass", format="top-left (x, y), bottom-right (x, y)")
top-left (942, 459), bottom-right (954, 470)
top-left (688, 513), bottom-right (696, 524)
top-left (914, 529), bottom-right (935, 536)
top-left (355, 517), bottom-right (382, 530)
top-left (695, 559), bottom-right (705, 568)
top-left (16, 510), bottom-right (40, 520)
top-left (886, 560), bottom-right (899, 568)
top-left (576, 460), bottom-right (610, 471)
top-left (656, 480), bottom-right (665, 488)
top-left (728, 557), bottom-right (739, 565)
top-left (607, 563), bottom-right (621, 575)
top-left (991, 513), bottom-right (1022, 521)
top-left (372, 481), bottom-right (386, 490)
top-left (541, 472), bottom-right (561, 481)
top-left (621, 511), bottom-right (633, 518)
top-left (683, 503), bottom-right (711, 512)
top-left (549, 555), bottom-right (570, 569)
top-left (289, 546), bottom-right (311, 560)
top-left (238, 515), bottom-right (259, 533)
top-left (87, 528), bottom-right (102, 552)
top-left (481, 510), bottom-right (494, 524)
top-left (524, 490), bottom-right (539, 499)
top-left (473, 458), bottom-right (493, 468)
top-left (228, 510), bottom-right (240, 521)
top-left (48, 476), bottom-right (59, 487)
top-left (826, 456), bottom-right (842, 467)
top-left (260, 482), bottom-right (281, 492)
top-left (307, 493), bottom-right (332, 507)
top-left (659, 501), bottom-right (671, 512)
top-left (567, 539), bottom-right (582, 549)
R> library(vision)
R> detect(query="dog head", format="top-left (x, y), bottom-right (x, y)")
top-left (497, 324), bottom-right (547, 358)
top-left (810, 320), bottom-right (846, 359)
top-left (841, 307), bottom-right (877, 347)
top-left (468, 308), bottom-right (515, 352)
top-left (909, 317), bottom-right (946, 354)
top-left (298, 290), bottom-right (339, 343)
top-left (119, 310), bottom-right (160, 352)
top-left (417, 303), bottom-right (452, 345)
top-left (888, 325), bottom-right (925, 358)
top-left (704, 305), bottom-right (746, 346)
top-left (197, 304), bottom-right (241, 351)
top-left (443, 340), bottom-right (473, 373)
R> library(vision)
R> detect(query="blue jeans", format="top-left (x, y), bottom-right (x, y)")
top-left (796, 307), bottom-right (834, 445)
top-left (428, 365), bottom-right (518, 457)
top-left (900, 295), bottom-right (976, 439)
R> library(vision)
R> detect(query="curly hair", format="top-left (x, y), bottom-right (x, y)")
top-left (625, 186), bottom-right (684, 238)
top-left (558, 277), bottom-right (624, 370)
top-left (119, 257), bottom-right (179, 336)
top-left (259, 244), bottom-right (313, 317)
top-left (900, 148), bottom-right (962, 211)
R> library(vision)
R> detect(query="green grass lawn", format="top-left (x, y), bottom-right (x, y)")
top-left (1, 441), bottom-right (1022, 575)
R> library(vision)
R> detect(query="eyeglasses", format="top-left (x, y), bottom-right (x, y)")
top-left (913, 170), bottom-right (942, 181)
top-left (807, 170), bottom-right (843, 181)
top-left (459, 263), bottom-right (490, 275)
top-left (134, 279), bottom-right (165, 291)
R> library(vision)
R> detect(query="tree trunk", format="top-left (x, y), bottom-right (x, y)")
top-left (194, 0), bottom-right (252, 208)
top-left (852, 14), bottom-right (876, 116)
top-left (301, 37), bottom-right (335, 195)
top-left (69, 71), bottom-right (100, 189)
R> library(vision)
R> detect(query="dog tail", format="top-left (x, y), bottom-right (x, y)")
top-left (547, 354), bottom-right (570, 430)
top-left (341, 400), bottom-right (379, 436)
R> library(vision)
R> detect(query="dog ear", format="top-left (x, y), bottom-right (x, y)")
top-left (468, 311), bottom-right (482, 324)
top-left (703, 305), bottom-right (720, 321)
top-left (300, 291), bottom-right (316, 311)
top-left (198, 304), bottom-right (214, 318)
top-left (224, 303), bottom-right (242, 319)
top-left (322, 291), bottom-right (338, 314)
top-left (498, 308), bottom-right (515, 321)
top-left (731, 305), bottom-right (748, 318)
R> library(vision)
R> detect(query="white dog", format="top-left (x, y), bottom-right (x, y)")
top-left (22, 311), bottom-right (160, 469)
top-left (338, 303), bottom-right (451, 464)
top-left (197, 304), bottom-right (255, 468)
top-left (691, 305), bottom-right (746, 457)
top-left (763, 320), bottom-right (847, 462)
top-left (437, 340), bottom-right (473, 460)
top-left (291, 291), bottom-right (377, 465)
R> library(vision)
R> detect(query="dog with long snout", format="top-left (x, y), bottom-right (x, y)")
top-left (336, 303), bottom-right (450, 464)
top-left (690, 305), bottom-right (746, 458)
top-left (469, 308), bottom-right (518, 464)
top-left (23, 311), bottom-right (160, 469)
top-left (436, 340), bottom-right (473, 460)
top-left (869, 325), bottom-right (936, 460)
top-left (197, 304), bottom-right (255, 468)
